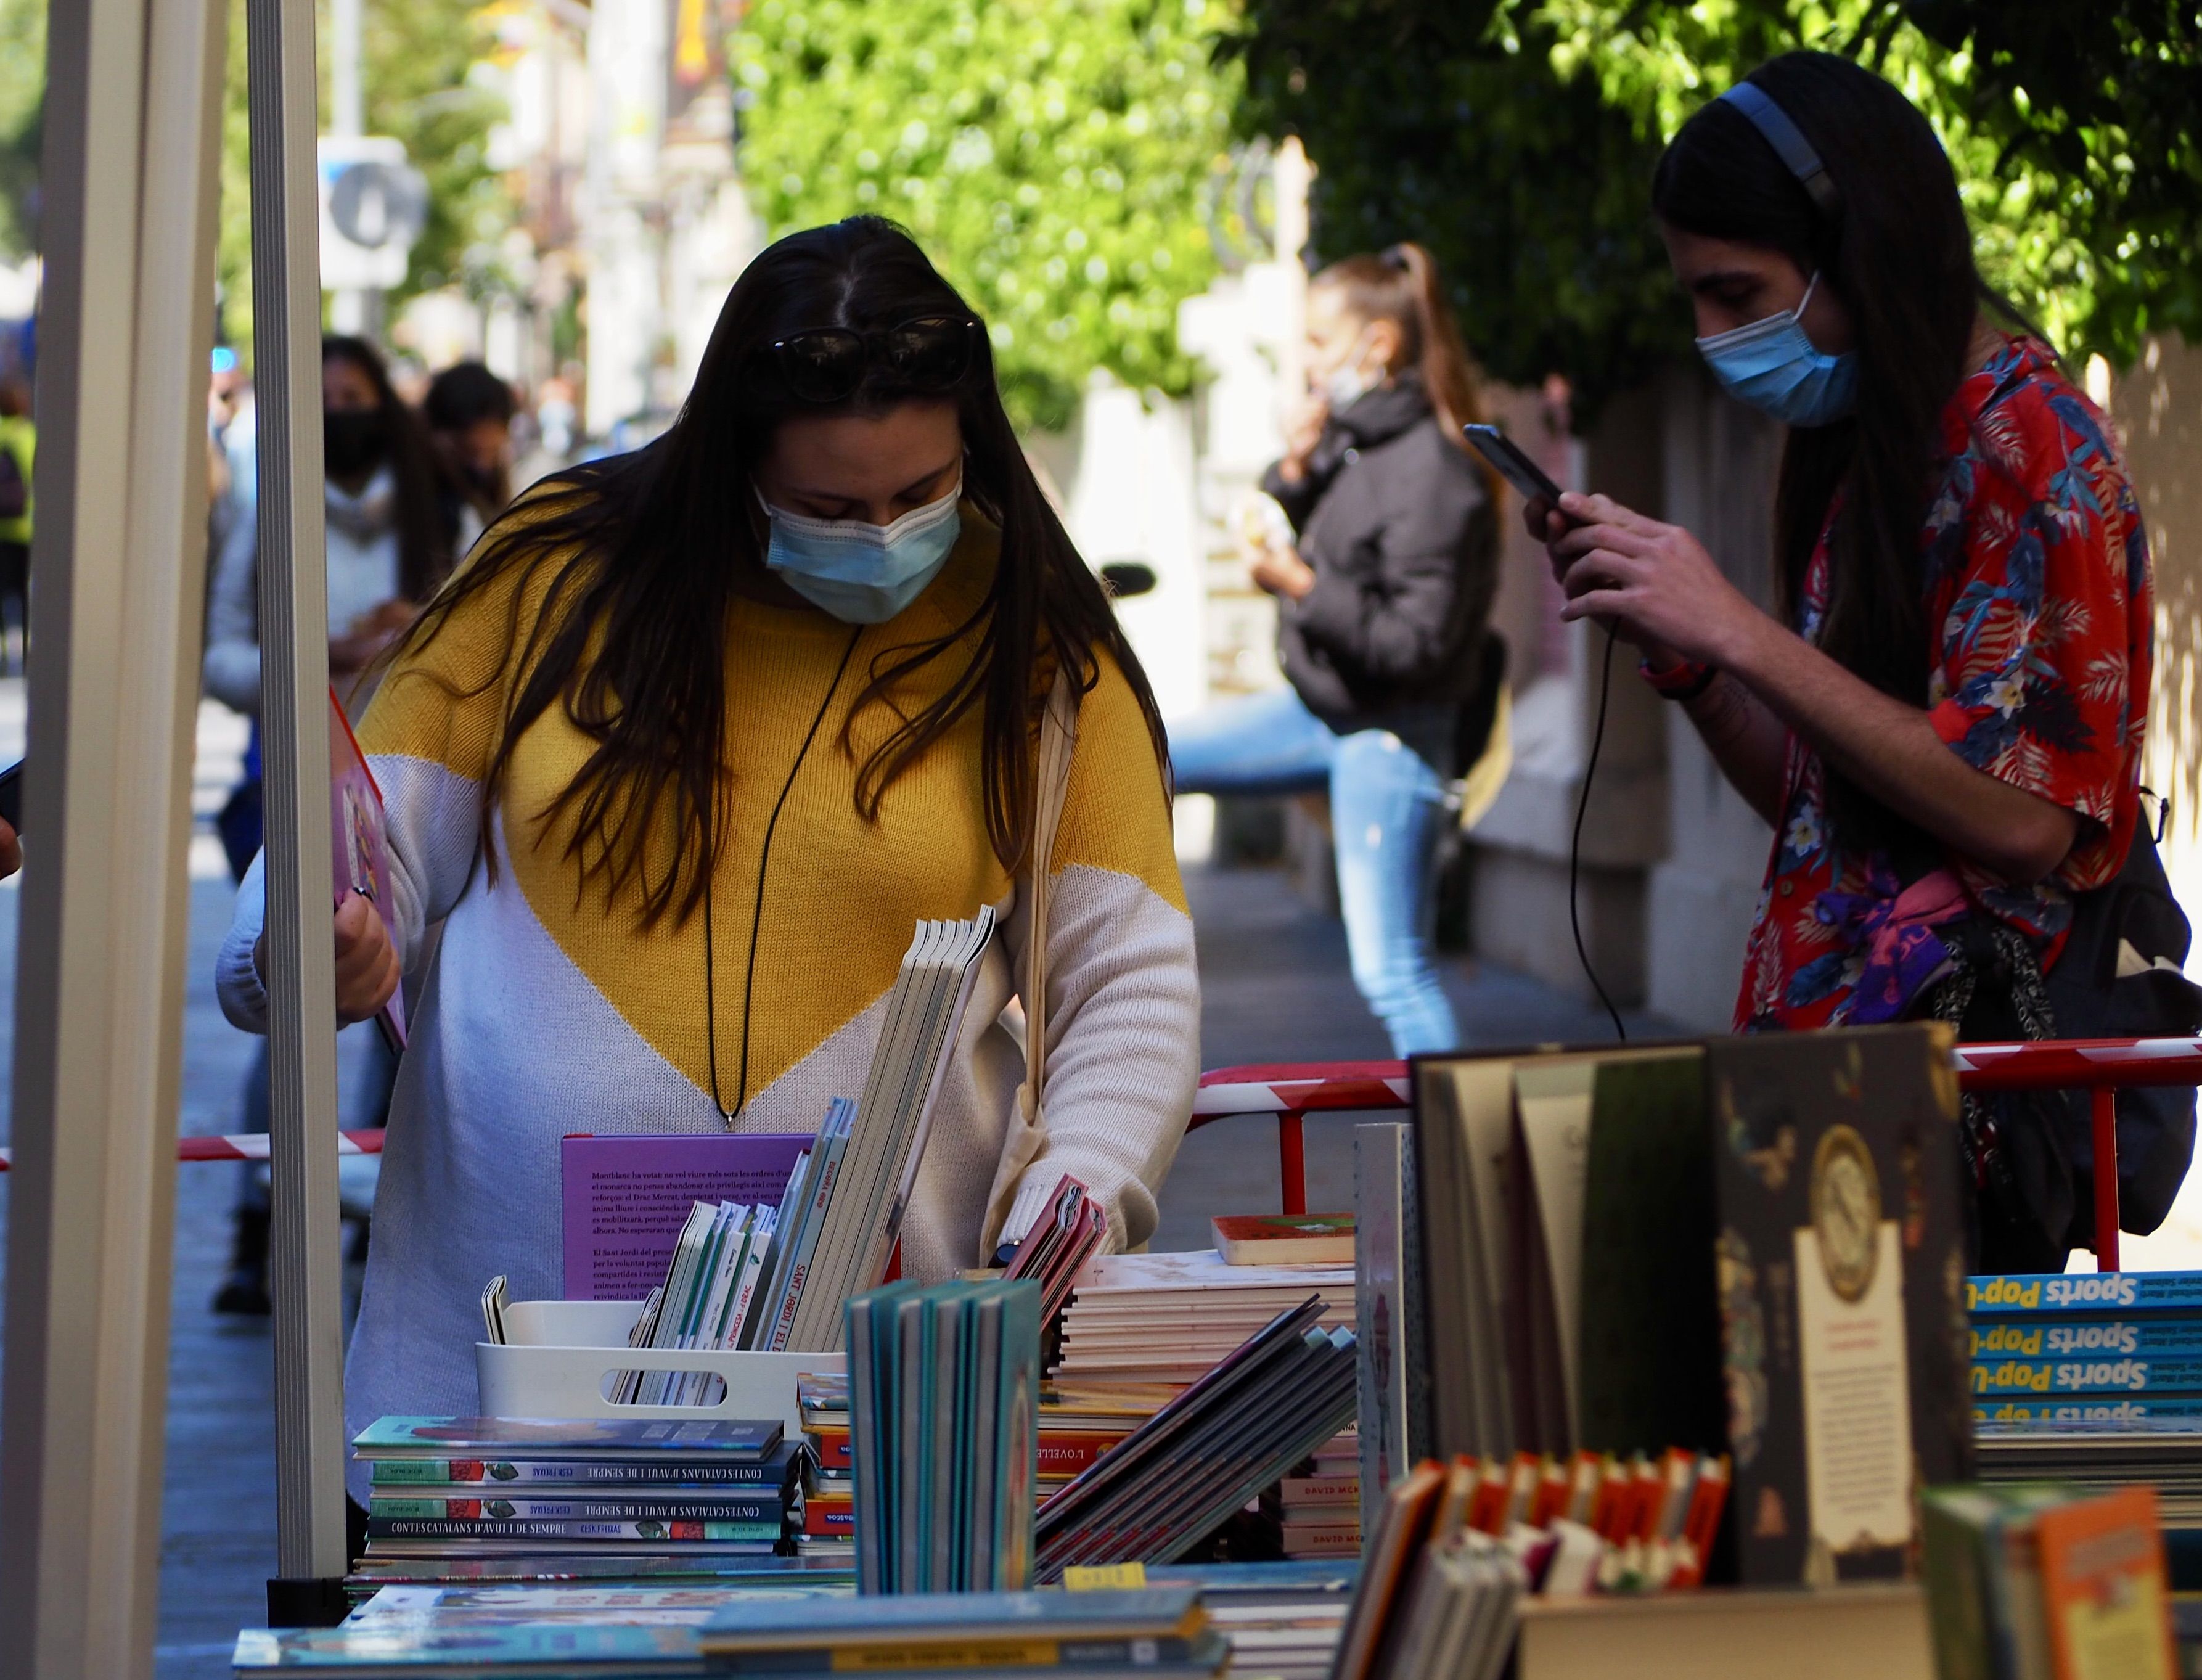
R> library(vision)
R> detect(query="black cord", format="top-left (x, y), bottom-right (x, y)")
top-left (705, 625), bottom-right (866, 1121)
top-left (1570, 621), bottom-right (1628, 1041)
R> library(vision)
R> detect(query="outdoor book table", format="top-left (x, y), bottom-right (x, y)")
top-left (1191, 1036), bottom-right (2202, 1266)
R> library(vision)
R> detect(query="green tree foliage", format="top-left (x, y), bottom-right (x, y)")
top-left (1231, 0), bottom-right (2202, 419)
top-left (1537, 1), bottom-right (2202, 365)
top-left (218, 0), bottom-right (507, 354)
top-left (732, 0), bottom-right (1243, 431)
top-left (1225, 1), bottom-right (1680, 420)
top-left (0, 0), bottom-right (44, 262)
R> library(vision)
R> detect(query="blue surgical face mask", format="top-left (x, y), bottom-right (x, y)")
top-left (756, 480), bottom-right (963, 624)
top-left (1695, 272), bottom-right (1859, 427)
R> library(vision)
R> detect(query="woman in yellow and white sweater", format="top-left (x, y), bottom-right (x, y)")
top-left (216, 219), bottom-right (1198, 1480)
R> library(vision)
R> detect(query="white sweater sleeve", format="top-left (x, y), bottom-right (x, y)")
top-left (214, 753), bottom-right (488, 1036)
top-left (997, 862), bottom-right (1201, 1253)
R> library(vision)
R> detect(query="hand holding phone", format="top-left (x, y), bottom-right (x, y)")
top-left (1462, 424), bottom-right (1586, 543)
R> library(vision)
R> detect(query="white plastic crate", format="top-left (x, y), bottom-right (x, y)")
top-left (475, 1299), bottom-right (845, 1437)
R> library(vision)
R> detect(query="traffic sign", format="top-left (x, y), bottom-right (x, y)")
top-left (317, 136), bottom-right (428, 292)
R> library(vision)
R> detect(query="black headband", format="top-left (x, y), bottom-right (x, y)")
top-left (1721, 81), bottom-right (1841, 219)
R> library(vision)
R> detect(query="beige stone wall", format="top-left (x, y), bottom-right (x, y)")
top-left (2113, 334), bottom-right (2202, 965)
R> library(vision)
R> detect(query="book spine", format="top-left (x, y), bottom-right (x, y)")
top-left (806, 1430), bottom-right (853, 1470)
top-left (367, 1457), bottom-right (793, 1486)
top-left (367, 1517), bottom-right (784, 1541)
top-left (1965, 1271), bottom-right (2202, 1316)
top-left (1034, 1435), bottom-right (1126, 1477)
top-left (1970, 1354), bottom-right (2202, 1396)
top-left (704, 1637), bottom-right (1213, 1675)
top-left (1971, 1319), bottom-right (2202, 1359)
top-left (1975, 1394), bottom-right (2202, 1425)
top-left (768, 1138), bottom-right (848, 1353)
top-left (803, 1501), bottom-right (854, 1538)
top-left (370, 1495), bottom-right (785, 1522)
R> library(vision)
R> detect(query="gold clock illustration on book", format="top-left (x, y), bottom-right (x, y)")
top-left (1810, 1124), bottom-right (1881, 1303)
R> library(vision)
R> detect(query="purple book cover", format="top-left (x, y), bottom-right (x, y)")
top-left (561, 1133), bottom-right (813, 1300)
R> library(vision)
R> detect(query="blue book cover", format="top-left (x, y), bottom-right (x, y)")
top-left (1965, 1271), bottom-right (2202, 1316)
top-left (698, 1585), bottom-right (1201, 1645)
top-left (236, 1621), bottom-right (703, 1669)
top-left (1970, 1353), bottom-right (2202, 1396)
top-left (990, 1279), bottom-right (1043, 1591)
top-left (706, 1632), bottom-right (1228, 1675)
top-left (1971, 1318), bottom-right (2202, 1359)
top-left (1974, 1393), bottom-right (2202, 1427)
top-left (369, 1492), bottom-right (787, 1522)
top-left (766, 1100), bottom-right (855, 1352)
top-left (353, 1416), bottom-right (780, 1459)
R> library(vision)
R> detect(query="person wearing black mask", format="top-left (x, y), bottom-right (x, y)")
top-left (202, 334), bottom-right (456, 1314)
top-left (423, 359), bottom-right (519, 552)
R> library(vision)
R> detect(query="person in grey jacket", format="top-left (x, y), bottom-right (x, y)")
top-left (1171, 242), bottom-right (1500, 1054)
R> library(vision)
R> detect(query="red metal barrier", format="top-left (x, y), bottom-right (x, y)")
top-left (1191, 1037), bottom-right (2202, 1266)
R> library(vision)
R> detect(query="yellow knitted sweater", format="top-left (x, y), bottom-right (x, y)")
top-left (216, 512), bottom-right (1201, 1477)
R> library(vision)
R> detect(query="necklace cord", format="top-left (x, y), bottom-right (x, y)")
top-left (705, 625), bottom-right (866, 1121)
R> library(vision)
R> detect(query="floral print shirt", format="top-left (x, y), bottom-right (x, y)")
top-left (1735, 337), bottom-right (2153, 1032)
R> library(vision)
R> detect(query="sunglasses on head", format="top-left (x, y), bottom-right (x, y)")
top-left (765, 315), bottom-right (982, 404)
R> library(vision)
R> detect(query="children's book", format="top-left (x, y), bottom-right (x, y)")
top-left (2036, 1486), bottom-right (2175, 1680)
top-left (1967, 1271), bottom-right (2202, 1317)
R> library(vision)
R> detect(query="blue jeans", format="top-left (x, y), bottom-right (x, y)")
top-left (1171, 689), bottom-right (1459, 1055)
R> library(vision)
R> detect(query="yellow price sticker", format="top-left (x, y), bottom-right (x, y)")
top-left (1062, 1562), bottom-right (1148, 1591)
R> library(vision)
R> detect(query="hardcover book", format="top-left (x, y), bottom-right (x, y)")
top-left (1703, 1022), bottom-right (1971, 1586)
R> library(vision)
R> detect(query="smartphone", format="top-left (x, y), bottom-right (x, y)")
top-left (0, 758), bottom-right (20, 834)
top-left (1462, 422), bottom-right (1568, 509)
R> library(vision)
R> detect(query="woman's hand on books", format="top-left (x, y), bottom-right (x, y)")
top-left (332, 891), bottom-right (401, 1023)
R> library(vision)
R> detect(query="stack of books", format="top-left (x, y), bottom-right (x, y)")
top-left (846, 1277), bottom-right (1044, 1592)
top-left (696, 1586), bottom-right (1228, 1680)
top-left (1270, 1444), bottom-right (1360, 1559)
top-left (1923, 1483), bottom-right (2175, 1680)
top-left (348, 1417), bottom-right (802, 1587)
top-left (1383, 1023), bottom-right (1974, 1588)
top-left (1150, 1562), bottom-right (1356, 1680)
top-left (1050, 1247), bottom-right (1358, 1539)
top-left (793, 1374), bottom-right (856, 1562)
top-left (1970, 1269), bottom-right (2202, 1431)
top-left (1034, 1297), bottom-right (1357, 1575)
top-left (242, 1571), bottom-right (1331, 1676)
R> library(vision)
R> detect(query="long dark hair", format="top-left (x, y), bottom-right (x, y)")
top-left (388, 216), bottom-right (1168, 927)
top-left (1653, 52), bottom-right (2006, 846)
top-left (323, 334), bottom-right (456, 601)
top-left (1313, 241), bottom-right (1501, 504)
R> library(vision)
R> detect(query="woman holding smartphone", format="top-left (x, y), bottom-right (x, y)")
top-left (1531, 54), bottom-right (2155, 1268)
top-left (1171, 242), bottom-right (1501, 1056)
top-left (216, 219), bottom-right (1198, 1491)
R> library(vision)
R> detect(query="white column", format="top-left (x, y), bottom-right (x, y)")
top-left (0, 0), bottom-right (227, 1670)
top-left (247, 0), bottom-right (351, 1598)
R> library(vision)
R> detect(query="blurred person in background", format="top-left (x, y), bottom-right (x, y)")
top-left (0, 374), bottom-right (34, 670)
top-left (424, 359), bottom-right (519, 552)
top-left (202, 332), bottom-right (458, 1314)
top-left (1533, 53), bottom-right (2166, 1269)
top-left (1169, 242), bottom-right (1501, 1056)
